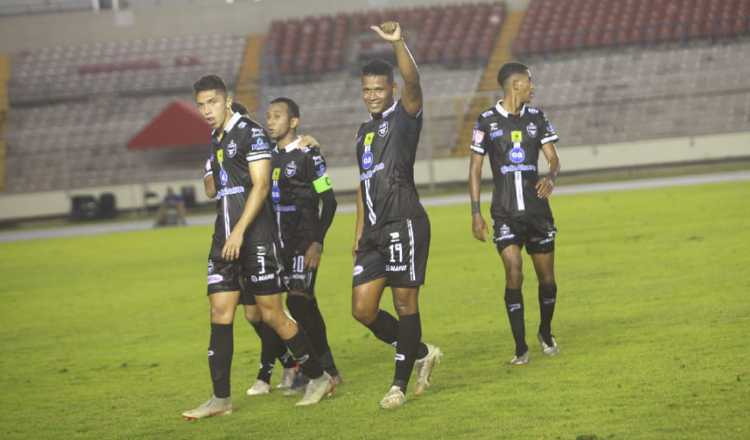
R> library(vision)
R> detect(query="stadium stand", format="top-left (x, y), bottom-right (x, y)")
top-left (0, 0), bottom-right (90, 16)
top-left (9, 33), bottom-right (244, 105)
top-left (0, 54), bottom-right (8, 191)
top-left (513, 0), bottom-right (750, 56)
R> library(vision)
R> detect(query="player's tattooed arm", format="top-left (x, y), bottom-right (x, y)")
top-left (469, 152), bottom-right (488, 242)
top-left (371, 21), bottom-right (422, 115)
top-left (536, 143), bottom-right (561, 199)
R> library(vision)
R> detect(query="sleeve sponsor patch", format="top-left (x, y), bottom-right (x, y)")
top-left (472, 128), bottom-right (485, 145)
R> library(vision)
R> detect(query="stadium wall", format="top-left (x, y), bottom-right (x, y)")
top-left (0, 0), bottom-right (529, 52)
top-left (0, 131), bottom-right (747, 221)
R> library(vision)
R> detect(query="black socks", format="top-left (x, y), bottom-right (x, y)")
top-left (284, 329), bottom-right (324, 379)
top-left (504, 288), bottom-right (527, 356)
top-left (208, 323), bottom-right (233, 398)
top-left (392, 313), bottom-right (422, 392)
top-left (538, 283), bottom-right (557, 343)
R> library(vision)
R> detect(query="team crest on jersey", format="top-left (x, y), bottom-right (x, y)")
top-left (526, 122), bottom-right (538, 138)
top-left (509, 145), bottom-right (526, 164)
top-left (219, 168), bottom-right (229, 186)
top-left (378, 121), bottom-right (389, 137)
top-left (226, 140), bottom-right (237, 158)
top-left (285, 161), bottom-right (297, 177)
top-left (362, 151), bottom-right (374, 170)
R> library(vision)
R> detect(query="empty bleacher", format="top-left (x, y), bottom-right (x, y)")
top-left (9, 33), bottom-right (245, 104)
top-left (514, 0), bottom-right (750, 56)
top-left (0, 0), bottom-right (90, 16)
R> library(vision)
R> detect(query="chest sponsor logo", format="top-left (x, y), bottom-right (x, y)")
top-left (226, 140), bottom-right (237, 158)
top-left (490, 129), bottom-right (504, 140)
top-left (362, 151), bottom-right (374, 170)
top-left (526, 122), bottom-right (538, 138)
top-left (219, 168), bottom-right (229, 186)
top-left (511, 130), bottom-right (523, 143)
top-left (509, 145), bottom-right (526, 164)
top-left (378, 121), bottom-right (389, 137)
top-left (285, 161), bottom-right (297, 177)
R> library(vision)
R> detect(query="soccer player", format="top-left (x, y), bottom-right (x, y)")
top-left (351, 22), bottom-right (442, 409)
top-left (264, 97), bottom-right (341, 387)
top-left (182, 75), bottom-right (334, 420)
top-left (468, 62), bottom-right (561, 366)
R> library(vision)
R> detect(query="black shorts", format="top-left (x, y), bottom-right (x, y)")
top-left (281, 243), bottom-right (319, 296)
top-left (353, 216), bottom-right (430, 288)
top-left (493, 215), bottom-right (557, 254)
top-left (206, 237), bottom-right (285, 303)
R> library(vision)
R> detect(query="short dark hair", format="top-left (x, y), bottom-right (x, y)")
top-left (193, 74), bottom-right (227, 96)
top-left (231, 102), bottom-right (248, 115)
top-left (270, 97), bottom-right (300, 119)
top-left (497, 62), bottom-right (530, 89)
top-left (361, 59), bottom-right (394, 83)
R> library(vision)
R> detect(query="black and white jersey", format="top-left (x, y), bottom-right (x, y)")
top-left (270, 138), bottom-right (332, 246)
top-left (471, 101), bottom-right (559, 219)
top-left (206, 112), bottom-right (277, 245)
top-left (355, 100), bottom-right (427, 229)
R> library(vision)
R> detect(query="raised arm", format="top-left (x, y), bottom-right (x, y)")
top-left (371, 21), bottom-right (422, 115)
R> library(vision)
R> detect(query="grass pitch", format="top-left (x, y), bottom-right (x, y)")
top-left (0, 181), bottom-right (748, 439)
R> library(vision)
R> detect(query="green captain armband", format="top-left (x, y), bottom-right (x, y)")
top-left (313, 175), bottom-right (333, 193)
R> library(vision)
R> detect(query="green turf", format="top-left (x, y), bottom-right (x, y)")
top-left (1, 181), bottom-right (748, 439)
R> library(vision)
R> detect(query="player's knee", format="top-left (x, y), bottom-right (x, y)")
top-left (210, 305), bottom-right (234, 324)
top-left (393, 297), bottom-right (418, 316)
top-left (506, 270), bottom-right (523, 289)
top-left (538, 274), bottom-right (556, 286)
top-left (351, 301), bottom-right (376, 325)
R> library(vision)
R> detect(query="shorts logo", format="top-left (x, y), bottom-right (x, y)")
top-left (490, 129), bottom-right (504, 140)
top-left (219, 168), bottom-right (229, 186)
top-left (509, 146), bottom-right (526, 164)
top-left (378, 121), bottom-right (389, 137)
top-left (226, 140), bottom-right (237, 158)
top-left (526, 122), bottom-right (538, 138)
top-left (362, 151), bottom-right (374, 170)
top-left (251, 273), bottom-right (275, 282)
top-left (353, 265), bottom-right (364, 276)
top-left (207, 259), bottom-right (215, 274)
top-left (498, 224), bottom-right (515, 241)
top-left (285, 161), bottom-right (297, 177)
top-left (208, 274), bottom-right (224, 285)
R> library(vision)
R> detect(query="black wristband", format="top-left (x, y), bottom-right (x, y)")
top-left (471, 201), bottom-right (481, 215)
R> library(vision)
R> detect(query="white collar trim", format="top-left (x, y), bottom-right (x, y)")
top-left (283, 137), bottom-right (303, 152)
top-left (495, 100), bottom-right (526, 118)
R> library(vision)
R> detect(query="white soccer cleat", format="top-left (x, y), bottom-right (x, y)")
top-left (509, 351), bottom-right (529, 366)
top-left (295, 372), bottom-right (335, 406)
top-left (181, 396), bottom-right (232, 420)
top-left (538, 333), bottom-right (560, 356)
top-left (379, 385), bottom-right (406, 409)
top-left (276, 367), bottom-right (297, 389)
top-left (246, 380), bottom-right (271, 396)
top-left (414, 343), bottom-right (443, 395)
